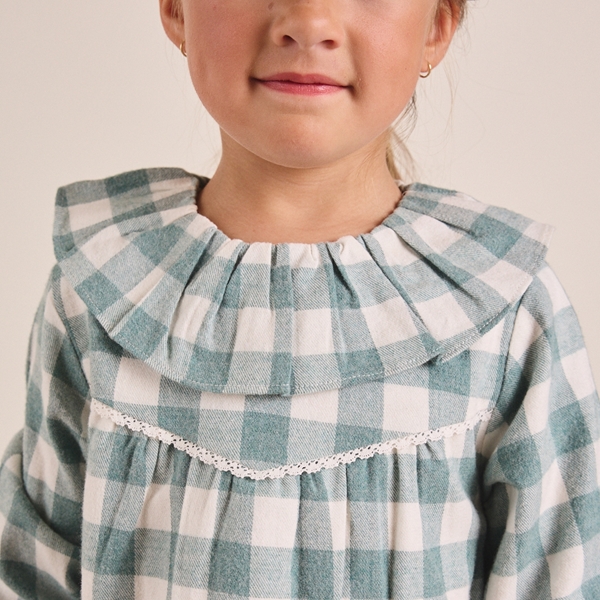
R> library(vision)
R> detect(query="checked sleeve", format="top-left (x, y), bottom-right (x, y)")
top-left (481, 265), bottom-right (600, 599)
top-left (0, 267), bottom-right (88, 598)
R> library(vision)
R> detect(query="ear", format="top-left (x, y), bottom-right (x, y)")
top-left (423, 2), bottom-right (460, 70)
top-left (159, 0), bottom-right (185, 48)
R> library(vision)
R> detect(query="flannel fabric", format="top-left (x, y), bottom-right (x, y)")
top-left (0, 168), bottom-right (598, 599)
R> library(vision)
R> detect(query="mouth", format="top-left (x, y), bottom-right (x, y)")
top-left (253, 72), bottom-right (349, 96)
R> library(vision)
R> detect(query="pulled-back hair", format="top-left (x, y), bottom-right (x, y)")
top-left (386, 0), bottom-right (468, 181)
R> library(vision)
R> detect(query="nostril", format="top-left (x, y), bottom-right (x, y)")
top-left (279, 34), bottom-right (338, 50)
top-left (270, 11), bottom-right (345, 51)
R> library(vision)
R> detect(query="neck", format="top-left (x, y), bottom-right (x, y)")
top-left (197, 131), bottom-right (403, 244)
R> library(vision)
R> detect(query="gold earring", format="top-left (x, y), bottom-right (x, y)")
top-left (419, 62), bottom-right (432, 79)
top-left (179, 40), bottom-right (187, 57)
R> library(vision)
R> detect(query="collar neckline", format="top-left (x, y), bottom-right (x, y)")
top-left (54, 168), bottom-right (553, 395)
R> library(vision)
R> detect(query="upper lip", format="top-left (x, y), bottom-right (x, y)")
top-left (256, 72), bottom-right (347, 86)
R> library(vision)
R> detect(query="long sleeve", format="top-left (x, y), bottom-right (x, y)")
top-left (0, 267), bottom-right (88, 598)
top-left (482, 264), bottom-right (600, 598)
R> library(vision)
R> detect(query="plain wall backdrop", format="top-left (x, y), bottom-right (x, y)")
top-left (1, 0), bottom-right (599, 447)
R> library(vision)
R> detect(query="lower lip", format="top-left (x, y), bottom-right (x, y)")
top-left (258, 80), bottom-right (346, 96)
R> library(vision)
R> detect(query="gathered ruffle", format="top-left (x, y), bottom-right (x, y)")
top-left (53, 168), bottom-right (552, 395)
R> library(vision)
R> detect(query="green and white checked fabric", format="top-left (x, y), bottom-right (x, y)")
top-left (0, 168), bottom-right (598, 599)
top-left (51, 169), bottom-right (553, 396)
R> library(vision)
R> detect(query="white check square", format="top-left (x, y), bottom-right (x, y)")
top-left (114, 357), bottom-right (162, 407)
top-left (251, 496), bottom-right (299, 548)
top-left (293, 309), bottom-right (334, 356)
top-left (233, 307), bottom-right (276, 352)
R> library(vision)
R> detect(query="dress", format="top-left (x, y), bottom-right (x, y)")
top-left (0, 168), bottom-right (598, 599)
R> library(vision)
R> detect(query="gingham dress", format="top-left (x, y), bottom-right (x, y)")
top-left (1, 168), bottom-right (599, 599)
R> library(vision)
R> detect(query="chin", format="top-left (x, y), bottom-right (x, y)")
top-left (221, 118), bottom-right (377, 171)
top-left (251, 129), bottom-right (366, 170)
top-left (259, 144), bottom-right (357, 170)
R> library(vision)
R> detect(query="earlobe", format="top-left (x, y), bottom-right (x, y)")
top-left (159, 0), bottom-right (185, 48)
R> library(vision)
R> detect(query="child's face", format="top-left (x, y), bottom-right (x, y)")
top-left (162, 0), bottom-right (457, 170)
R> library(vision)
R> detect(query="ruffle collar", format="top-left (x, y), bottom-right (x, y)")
top-left (54, 168), bottom-right (553, 395)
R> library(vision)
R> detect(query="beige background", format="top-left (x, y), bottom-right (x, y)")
top-left (1, 0), bottom-right (598, 447)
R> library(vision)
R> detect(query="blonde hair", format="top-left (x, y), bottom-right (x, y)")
top-left (171, 0), bottom-right (468, 182)
top-left (387, 0), bottom-right (468, 181)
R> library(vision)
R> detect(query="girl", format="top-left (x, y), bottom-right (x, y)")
top-left (1, 0), bottom-right (598, 598)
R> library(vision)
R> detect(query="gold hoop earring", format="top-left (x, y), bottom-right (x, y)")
top-left (179, 40), bottom-right (187, 58)
top-left (419, 62), bottom-right (432, 79)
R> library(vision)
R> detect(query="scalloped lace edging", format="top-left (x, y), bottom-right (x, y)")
top-left (90, 399), bottom-right (493, 481)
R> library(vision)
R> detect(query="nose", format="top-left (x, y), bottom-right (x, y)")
top-left (269, 0), bottom-right (345, 50)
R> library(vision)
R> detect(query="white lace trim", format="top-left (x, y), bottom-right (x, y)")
top-left (90, 399), bottom-right (493, 481)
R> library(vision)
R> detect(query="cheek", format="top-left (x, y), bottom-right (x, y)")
top-left (184, 6), bottom-right (256, 109)
top-left (364, 2), bottom-right (432, 64)
top-left (355, 42), bottom-right (420, 123)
